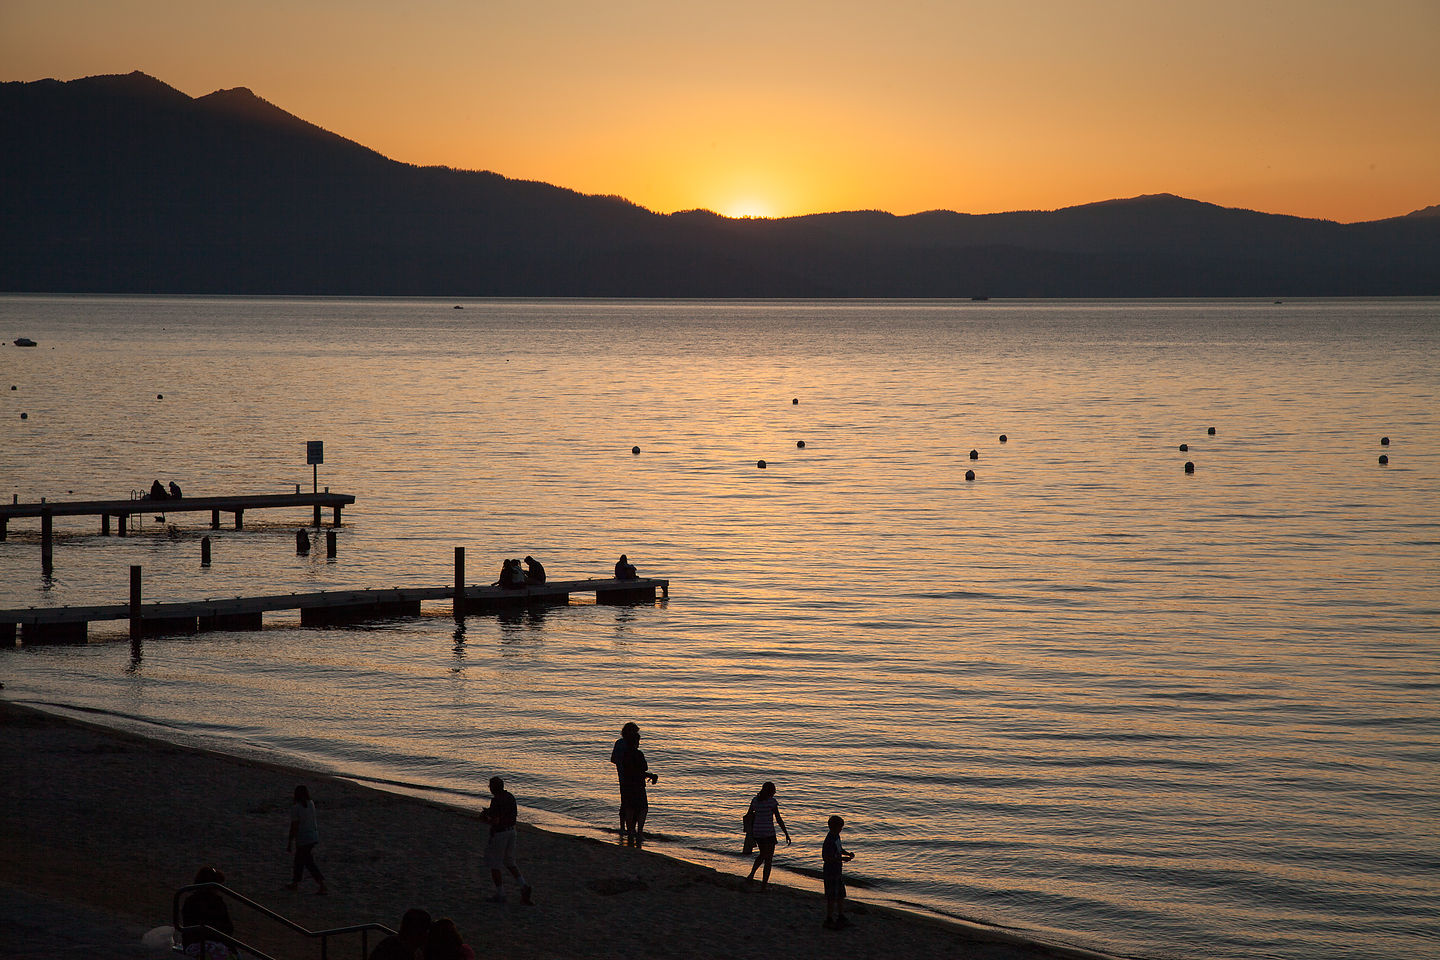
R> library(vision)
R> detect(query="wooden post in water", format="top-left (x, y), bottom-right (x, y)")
top-left (313, 504), bottom-right (322, 527)
top-left (201, 536), bottom-right (211, 567)
top-left (211, 509), bottom-right (220, 530)
top-left (326, 530), bottom-right (337, 559)
top-left (296, 529), bottom-right (310, 555)
top-left (41, 508), bottom-right (53, 575)
top-left (453, 547), bottom-right (465, 618)
top-left (129, 565), bottom-right (142, 641)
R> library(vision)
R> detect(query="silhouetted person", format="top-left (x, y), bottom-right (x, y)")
top-left (496, 558), bottom-right (525, 589)
top-left (609, 722), bottom-right (639, 835)
top-left (149, 479), bottom-right (168, 501)
top-left (181, 865), bottom-right (234, 958)
top-left (480, 776), bottom-right (532, 904)
top-left (523, 555), bottom-right (546, 585)
top-left (823, 815), bottom-right (856, 929)
top-left (617, 724), bottom-right (658, 844)
top-left (745, 781), bottom-right (792, 888)
top-left (423, 917), bottom-right (475, 960)
top-left (370, 908), bottom-right (431, 960)
top-left (614, 554), bottom-right (638, 580)
top-left (168, 480), bottom-right (183, 499)
top-left (285, 784), bottom-right (327, 894)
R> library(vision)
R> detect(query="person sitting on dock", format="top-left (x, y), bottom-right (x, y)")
top-left (496, 558), bottom-right (527, 589)
top-left (148, 479), bottom-right (169, 501)
top-left (523, 555), bottom-right (546, 585)
top-left (168, 480), bottom-right (183, 499)
top-left (614, 554), bottom-right (638, 580)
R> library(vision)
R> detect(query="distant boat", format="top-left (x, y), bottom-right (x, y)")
top-left (13, 337), bottom-right (37, 347)
top-left (970, 296), bottom-right (990, 301)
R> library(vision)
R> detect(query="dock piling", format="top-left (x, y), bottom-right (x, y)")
top-left (313, 504), bottom-right (322, 527)
top-left (326, 530), bottom-right (337, 559)
top-left (129, 565), bottom-right (142, 641)
top-left (453, 547), bottom-right (465, 618)
top-left (201, 536), bottom-right (211, 567)
top-left (41, 509), bottom-right (53, 575)
top-left (296, 530), bottom-right (311, 555)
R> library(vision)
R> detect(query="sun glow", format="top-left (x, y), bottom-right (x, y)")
top-left (718, 198), bottom-right (776, 220)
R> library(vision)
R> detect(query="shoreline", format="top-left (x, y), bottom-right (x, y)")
top-left (0, 698), bottom-right (1121, 960)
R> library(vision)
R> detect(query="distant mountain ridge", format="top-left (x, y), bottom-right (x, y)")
top-left (2, 71), bottom-right (1437, 296)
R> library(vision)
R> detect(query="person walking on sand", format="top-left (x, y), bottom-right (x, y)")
top-left (480, 776), bottom-right (533, 905)
top-left (745, 781), bottom-right (792, 888)
top-left (286, 784), bottom-right (328, 894)
top-left (823, 815), bottom-right (856, 929)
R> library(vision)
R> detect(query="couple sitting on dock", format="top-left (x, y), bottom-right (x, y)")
top-left (145, 479), bottom-right (183, 501)
top-left (495, 555), bottom-right (546, 589)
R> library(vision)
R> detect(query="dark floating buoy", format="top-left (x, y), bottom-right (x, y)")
top-left (157, 394), bottom-right (164, 400)
top-left (964, 469), bottom-right (975, 481)
top-left (1184, 461), bottom-right (1195, 474)
top-left (796, 440), bottom-right (805, 448)
top-left (9, 385), bottom-right (14, 390)
top-left (1380, 437), bottom-right (1390, 446)
top-left (1179, 443), bottom-right (1188, 452)
top-left (969, 449), bottom-right (979, 460)
top-left (792, 398), bottom-right (799, 405)
top-left (20, 412), bottom-right (28, 419)
top-left (1379, 454), bottom-right (1389, 465)
top-left (1207, 427), bottom-right (1216, 435)
top-left (757, 459), bottom-right (767, 469)
top-left (998, 434), bottom-right (1007, 443)
top-left (631, 446), bottom-right (641, 455)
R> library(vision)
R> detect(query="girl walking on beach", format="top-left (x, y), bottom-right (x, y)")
top-left (286, 784), bottom-right (328, 894)
top-left (745, 781), bottom-right (791, 888)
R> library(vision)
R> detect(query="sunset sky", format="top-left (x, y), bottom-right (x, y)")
top-left (3, 0), bottom-right (1437, 222)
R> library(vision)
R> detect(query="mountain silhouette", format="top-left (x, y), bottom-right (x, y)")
top-left (2, 72), bottom-right (1436, 296)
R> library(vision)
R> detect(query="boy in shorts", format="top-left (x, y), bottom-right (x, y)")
top-left (822, 815), bottom-right (855, 929)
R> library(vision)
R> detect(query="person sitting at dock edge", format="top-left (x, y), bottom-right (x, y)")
top-left (523, 555), bottom-right (545, 585)
top-left (496, 558), bottom-right (526, 589)
top-left (168, 480), bottom-right (183, 499)
top-left (614, 554), bottom-right (638, 580)
top-left (148, 479), bottom-right (169, 500)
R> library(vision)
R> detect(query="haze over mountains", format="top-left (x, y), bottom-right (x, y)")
top-left (3, 72), bottom-right (1437, 297)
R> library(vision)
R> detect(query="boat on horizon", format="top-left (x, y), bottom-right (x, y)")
top-left (13, 337), bottom-right (37, 347)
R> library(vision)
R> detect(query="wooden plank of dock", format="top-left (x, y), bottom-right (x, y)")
top-left (0, 577), bottom-right (669, 646)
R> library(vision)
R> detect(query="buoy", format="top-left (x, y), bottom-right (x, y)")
top-left (964, 469), bottom-right (975, 481)
top-left (757, 459), bottom-right (767, 468)
top-left (1380, 437), bottom-right (1390, 446)
top-left (792, 398), bottom-right (799, 405)
top-left (1207, 427), bottom-right (1215, 435)
top-left (9, 385), bottom-right (14, 390)
top-left (157, 394), bottom-right (164, 400)
top-left (20, 412), bottom-right (27, 419)
top-left (999, 434), bottom-right (1007, 443)
top-left (796, 440), bottom-right (805, 448)
top-left (631, 446), bottom-right (640, 455)
top-left (1179, 443), bottom-right (1188, 452)
top-left (1184, 461), bottom-right (1195, 474)
top-left (1379, 455), bottom-right (1389, 465)
top-left (969, 449), bottom-right (978, 460)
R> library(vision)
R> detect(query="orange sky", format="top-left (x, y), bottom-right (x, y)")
top-left (3, 0), bottom-right (1437, 222)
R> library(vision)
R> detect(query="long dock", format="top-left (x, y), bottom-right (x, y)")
top-left (0, 577), bottom-right (669, 646)
top-left (0, 492), bottom-right (355, 541)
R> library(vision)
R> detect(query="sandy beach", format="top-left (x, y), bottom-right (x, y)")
top-left (0, 699), bottom-right (1114, 960)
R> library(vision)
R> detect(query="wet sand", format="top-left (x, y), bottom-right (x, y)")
top-left (0, 700), bottom-right (1112, 960)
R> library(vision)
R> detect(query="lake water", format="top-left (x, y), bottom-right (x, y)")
top-left (2, 296), bottom-right (1437, 960)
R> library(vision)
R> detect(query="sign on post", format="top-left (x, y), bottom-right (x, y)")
top-left (307, 441), bottom-right (324, 493)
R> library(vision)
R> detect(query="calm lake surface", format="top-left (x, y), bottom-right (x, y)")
top-left (2, 296), bottom-right (1437, 960)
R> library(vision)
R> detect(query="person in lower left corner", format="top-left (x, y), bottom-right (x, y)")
top-left (286, 784), bottom-right (328, 894)
top-left (480, 775), bottom-right (532, 905)
top-left (823, 815), bottom-right (855, 929)
top-left (181, 865), bottom-right (237, 959)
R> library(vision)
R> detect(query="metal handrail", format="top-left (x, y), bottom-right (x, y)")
top-left (172, 882), bottom-right (395, 960)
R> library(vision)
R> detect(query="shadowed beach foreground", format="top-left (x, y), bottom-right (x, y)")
top-left (0, 702), bottom-right (1117, 960)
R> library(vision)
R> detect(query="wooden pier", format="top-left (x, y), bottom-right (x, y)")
top-left (0, 575), bottom-right (669, 646)
top-left (0, 492), bottom-right (355, 541)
